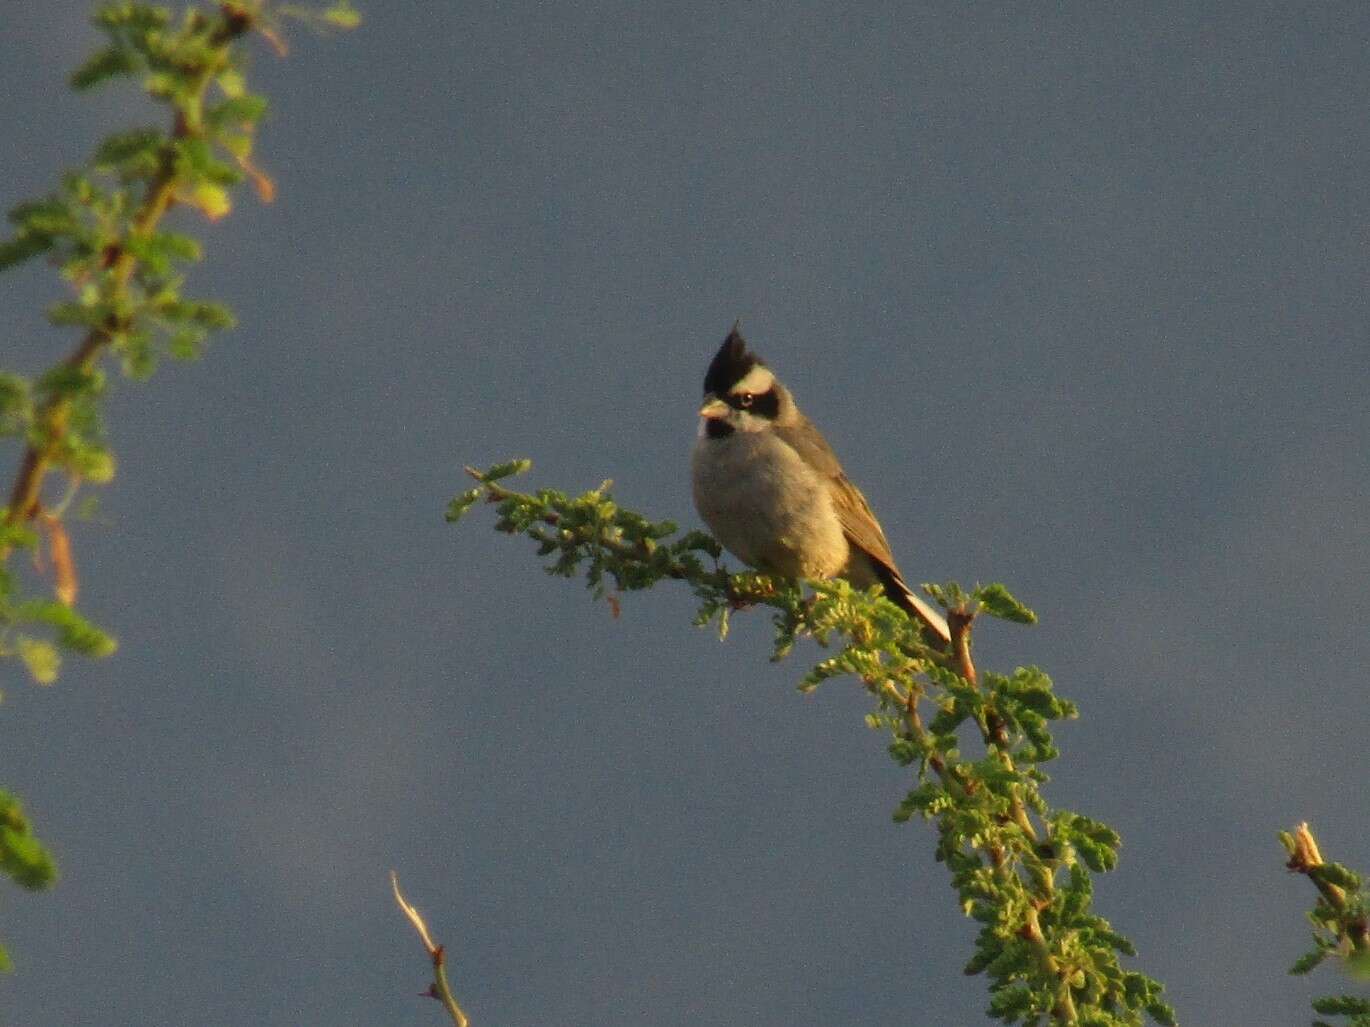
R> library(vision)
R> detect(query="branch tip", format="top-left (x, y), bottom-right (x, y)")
top-left (390, 870), bottom-right (438, 955)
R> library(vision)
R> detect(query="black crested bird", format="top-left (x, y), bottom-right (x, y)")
top-left (690, 326), bottom-right (950, 645)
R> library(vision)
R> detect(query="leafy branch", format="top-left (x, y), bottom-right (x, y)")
top-left (0, 0), bottom-right (358, 688)
top-left (0, 0), bottom-right (358, 973)
top-left (1281, 824), bottom-right (1370, 1026)
top-left (447, 459), bottom-right (1175, 1026)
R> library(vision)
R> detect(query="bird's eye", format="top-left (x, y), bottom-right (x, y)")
top-left (736, 392), bottom-right (754, 408)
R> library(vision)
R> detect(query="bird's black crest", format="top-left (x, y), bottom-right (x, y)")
top-left (703, 324), bottom-right (763, 396)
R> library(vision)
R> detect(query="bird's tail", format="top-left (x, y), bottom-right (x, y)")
top-left (871, 563), bottom-right (952, 646)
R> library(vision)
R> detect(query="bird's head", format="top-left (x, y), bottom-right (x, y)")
top-left (698, 325), bottom-right (789, 438)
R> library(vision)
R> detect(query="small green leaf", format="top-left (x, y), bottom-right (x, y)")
top-left (16, 600), bottom-right (118, 659)
top-left (322, 2), bottom-right (363, 28)
top-left (0, 374), bottom-right (31, 436)
top-left (986, 985), bottom-right (1035, 1019)
top-left (217, 68), bottom-right (246, 98)
top-left (76, 446), bottom-right (116, 483)
top-left (675, 530), bottom-right (722, 559)
top-left (93, 3), bottom-right (171, 32)
top-left (974, 583), bottom-right (1037, 625)
top-left (0, 831), bottom-right (58, 890)
top-left (37, 365), bottom-right (103, 400)
top-left (480, 459), bottom-right (533, 482)
top-left (93, 127), bottom-right (164, 169)
top-left (177, 137), bottom-right (243, 187)
top-left (923, 580), bottom-right (968, 609)
top-left (1348, 946), bottom-right (1370, 981)
top-left (206, 94), bottom-right (269, 129)
top-left (1310, 862), bottom-right (1363, 892)
top-left (184, 182), bottom-right (232, 220)
top-left (0, 792), bottom-right (59, 948)
top-left (152, 299), bottom-right (235, 332)
top-left (70, 46), bottom-right (141, 90)
top-left (1077, 836), bottom-right (1117, 874)
top-left (137, 231), bottom-right (203, 268)
top-left (120, 332), bottom-right (159, 378)
top-left (48, 300), bottom-right (110, 329)
top-left (1290, 949), bottom-right (1327, 975)
top-left (0, 520), bottom-right (38, 552)
top-left (445, 488), bottom-right (484, 523)
top-left (9, 196), bottom-right (75, 233)
top-left (188, 301), bottom-right (234, 329)
top-left (143, 72), bottom-right (180, 101)
top-left (1312, 995), bottom-right (1370, 1016)
top-left (1145, 999), bottom-right (1179, 1026)
top-left (0, 233), bottom-right (55, 271)
top-left (16, 638), bottom-right (60, 685)
top-left (165, 328), bottom-right (206, 361)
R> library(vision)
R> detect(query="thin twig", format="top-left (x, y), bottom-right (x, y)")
top-left (391, 872), bottom-right (470, 1027)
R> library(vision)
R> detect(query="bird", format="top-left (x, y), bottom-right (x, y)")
top-left (690, 325), bottom-right (951, 646)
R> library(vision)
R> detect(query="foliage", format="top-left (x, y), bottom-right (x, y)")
top-left (0, 0), bottom-right (357, 971)
top-left (0, 0), bottom-right (358, 687)
top-left (1281, 824), bottom-right (1370, 1026)
top-left (0, 792), bottom-right (57, 972)
top-left (451, 460), bottom-right (1176, 1026)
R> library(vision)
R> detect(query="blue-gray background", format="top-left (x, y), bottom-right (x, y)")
top-left (3, 3), bottom-right (1368, 1024)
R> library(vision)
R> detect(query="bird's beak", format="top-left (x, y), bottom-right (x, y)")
top-left (698, 394), bottom-right (729, 419)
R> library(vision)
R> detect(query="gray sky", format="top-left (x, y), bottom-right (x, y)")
top-left (3, 3), bottom-right (1369, 1024)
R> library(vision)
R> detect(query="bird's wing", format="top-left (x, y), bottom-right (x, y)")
top-left (770, 420), bottom-right (844, 477)
top-left (771, 421), bottom-right (899, 568)
top-left (827, 473), bottom-right (900, 571)
top-left (772, 421), bottom-right (949, 644)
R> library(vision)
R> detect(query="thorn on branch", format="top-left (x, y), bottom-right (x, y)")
top-left (236, 153), bottom-right (276, 203)
top-left (39, 513), bottom-right (78, 606)
top-left (258, 25), bottom-right (290, 57)
top-left (948, 607), bottom-right (977, 685)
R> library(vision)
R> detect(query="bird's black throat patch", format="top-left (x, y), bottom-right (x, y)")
top-left (703, 325), bottom-right (762, 396)
top-left (705, 418), bottom-right (735, 439)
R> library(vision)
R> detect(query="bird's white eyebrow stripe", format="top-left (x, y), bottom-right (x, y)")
top-left (730, 365), bottom-right (775, 394)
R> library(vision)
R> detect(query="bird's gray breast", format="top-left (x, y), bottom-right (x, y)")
top-left (691, 431), bottom-right (850, 579)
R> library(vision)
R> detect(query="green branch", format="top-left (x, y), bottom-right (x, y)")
top-left (1281, 824), bottom-right (1370, 1026)
top-left (450, 459), bottom-right (1176, 1026)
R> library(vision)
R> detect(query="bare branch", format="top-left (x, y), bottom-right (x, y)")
top-left (390, 872), bottom-right (470, 1027)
